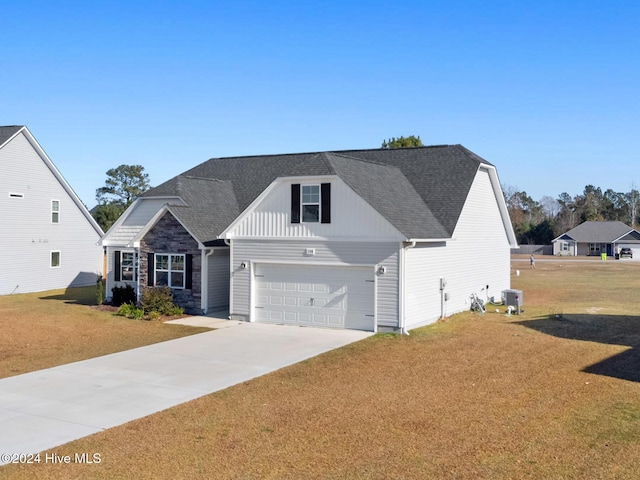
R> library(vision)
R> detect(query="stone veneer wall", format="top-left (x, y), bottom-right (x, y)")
top-left (140, 212), bottom-right (202, 314)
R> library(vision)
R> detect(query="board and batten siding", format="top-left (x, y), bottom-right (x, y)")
top-left (0, 131), bottom-right (103, 295)
top-left (225, 177), bottom-right (404, 241)
top-left (404, 167), bottom-right (511, 329)
top-left (230, 240), bottom-right (400, 328)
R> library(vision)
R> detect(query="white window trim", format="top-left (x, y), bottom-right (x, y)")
top-left (51, 200), bottom-right (60, 224)
top-left (120, 251), bottom-right (137, 282)
top-left (154, 253), bottom-right (186, 289)
top-left (50, 251), bottom-right (61, 268)
top-left (301, 184), bottom-right (321, 223)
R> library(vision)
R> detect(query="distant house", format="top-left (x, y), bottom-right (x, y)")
top-left (0, 126), bottom-right (104, 295)
top-left (101, 145), bottom-right (517, 332)
top-left (552, 221), bottom-right (640, 257)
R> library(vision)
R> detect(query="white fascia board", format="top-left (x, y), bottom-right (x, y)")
top-left (224, 235), bottom-right (403, 242)
top-left (100, 195), bottom-right (183, 245)
top-left (20, 126), bottom-right (105, 237)
top-left (99, 197), bottom-right (143, 245)
top-left (219, 175), bottom-right (338, 239)
top-left (131, 205), bottom-right (205, 249)
top-left (612, 230), bottom-right (637, 243)
top-left (404, 238), bottom-right (451, 243)
top-left (130, 204), bottom-right (171, 247)
top-left (480, 164), bottom-right (519, 248)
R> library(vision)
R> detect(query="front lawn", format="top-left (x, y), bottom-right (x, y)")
top-left (0, 286), bottom-right (208, 379)
top-left (3, 261), bottom-right (640, 479)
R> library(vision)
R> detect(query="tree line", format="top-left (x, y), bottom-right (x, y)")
top-left (503, 184), bottom-right (640, 245)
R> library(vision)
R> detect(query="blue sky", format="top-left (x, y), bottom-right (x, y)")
top-left (2, 0), bottom-right (639, 208)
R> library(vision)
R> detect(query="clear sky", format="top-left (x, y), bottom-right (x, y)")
top-left (2, 0), bottom-right (639, 208)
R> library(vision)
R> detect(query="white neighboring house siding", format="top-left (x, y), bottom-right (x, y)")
top-left (0, 131), bottom-right (103, 295)
top-left (403, 167), bottom-right (511, 329)
top-left (103, 198), bottom-right (183, 298)
top-left (224, 176), bottom-right (404, 329)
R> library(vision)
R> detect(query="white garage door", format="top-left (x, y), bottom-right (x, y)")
top-left (254, 264), bottom-right (375, 331)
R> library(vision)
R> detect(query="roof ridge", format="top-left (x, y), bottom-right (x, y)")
top-left (205, 144), bottom-right (459, 161)
top-left (324, 151), bottom-right (393, 168)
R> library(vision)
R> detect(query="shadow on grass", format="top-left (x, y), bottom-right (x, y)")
top-left (517, 314), bottom-right (640, 383)
top-left (39, 286), bottom-right (96, 306)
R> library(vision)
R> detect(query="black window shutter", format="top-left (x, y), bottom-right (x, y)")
top-left (321, 183), bottom-right (331, 224)
top-left (114, 251), bottom-right (121, 281)
top-left (147, 253), bottom-right (154, 287)
top-left (185, 254), bottom-right (193, 289)
top-left (291, 184), bottom-right (301, 223)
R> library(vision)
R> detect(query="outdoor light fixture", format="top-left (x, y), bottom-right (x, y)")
top-left (240, 262), bottom-right (248, 269)
top-left (377, 266), bottom-right (386, 275)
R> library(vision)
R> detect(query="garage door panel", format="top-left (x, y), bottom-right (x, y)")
top-left (254, 264), bottom-right (375, 331)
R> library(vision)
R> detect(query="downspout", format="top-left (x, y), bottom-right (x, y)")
top-left (399, 240), bottom-right (416, 335)
top-left (224, 238), bottom-right (233, 320)
top-left (135, 246), bottom-right (141, 302)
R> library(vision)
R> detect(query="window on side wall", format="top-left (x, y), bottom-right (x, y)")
top-left (51, 251), bottom-right (61, 268)
top-left (155, 254), bottom-right (185, 289)
top-left (51, 200), bottom-right (60, 223)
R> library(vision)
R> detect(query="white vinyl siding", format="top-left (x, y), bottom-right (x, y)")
top-left (403, 168), bottom-right (511, 329)
top-left (230, 239), bottom-right (399, 329)
top-left (206, 249), bottom-right (230, 311)
top-left (225, 177), bottom-right (404, 241)
top-left (0, 131), bottom-right (103, 295)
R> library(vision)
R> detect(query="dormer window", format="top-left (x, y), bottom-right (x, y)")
top-left (301, 185), bottom-right (320, 222)
top-left (291, 183), bottom-right (331, 224)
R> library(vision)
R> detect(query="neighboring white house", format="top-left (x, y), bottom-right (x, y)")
top-left (101, 145), bottom-right (517, 332)
top-left (0, 126), bottom-right (104, 295)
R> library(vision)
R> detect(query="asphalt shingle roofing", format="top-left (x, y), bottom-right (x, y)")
top-left (0, 126), bottom-right (23, 147)
top-left (558, 221), bottom-right (640, 243)
top-left (143, 144), bottom-right (492, 244)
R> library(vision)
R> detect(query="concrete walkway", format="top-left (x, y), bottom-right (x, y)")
top-left (0, 322), bottom-right (372, 463)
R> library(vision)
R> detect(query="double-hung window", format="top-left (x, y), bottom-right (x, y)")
top-left (121, 252), bottom-right (136, 281)
top-left (51, 200), bottom-right (60, 223)
top-left (155, 254), bottom-right (185, 289)
top-left (291, 183), bottom-right (331, 224)
top-left (301, 185), bottom-right (320, 222)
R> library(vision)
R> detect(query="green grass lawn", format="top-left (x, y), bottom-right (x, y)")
top-left (3, 261), bottom-right (640, 479)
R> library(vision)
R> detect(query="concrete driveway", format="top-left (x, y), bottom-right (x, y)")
top-left (0, 322), bottom-right (372, 464)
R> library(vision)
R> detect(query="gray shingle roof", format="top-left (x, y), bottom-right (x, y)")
top-left (143, 145), bottom-right (491, 244)
top-left (0, 126), bottom-right (24, 147)
top-left (559, 221), bottom-right (636, 243)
